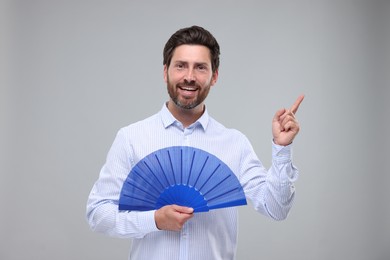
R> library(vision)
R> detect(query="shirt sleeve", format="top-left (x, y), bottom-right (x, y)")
top-left (239, 139), bottom-right (299, 220)
top-left (86, 128), bottom-right (160, 238)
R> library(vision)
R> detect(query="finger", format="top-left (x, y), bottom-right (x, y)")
top-left (279, 109), bottom-right (295, 121)
top-left (290, 95), bottom-right (305, 114)
top-left (180, 213), bottom-right (194, 222)
top-left (273, 108), bottom-right (286, 122)
top-left (281, 114), bottom-right (295, 127)
top-left (282, 120), bottom-right (299, 133)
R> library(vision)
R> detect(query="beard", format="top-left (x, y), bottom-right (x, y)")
top-left (166, 76), bottom-right (211, 110)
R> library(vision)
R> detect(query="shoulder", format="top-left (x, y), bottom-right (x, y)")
top-left (208, 117), bottom-right (250, 143)
top-left (208, 116), bottom-right (245, 135)
top-left (120, 112), bottom-right (160, 133)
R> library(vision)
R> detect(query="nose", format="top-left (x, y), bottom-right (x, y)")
top-left (184, 69), bottom-right (196, 84)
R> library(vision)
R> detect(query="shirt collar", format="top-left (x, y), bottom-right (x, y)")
top-left (160, 102), bottom-right (209, 131)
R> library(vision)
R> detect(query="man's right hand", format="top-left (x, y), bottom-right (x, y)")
top-left (154, 205), bottom-right (194, 231)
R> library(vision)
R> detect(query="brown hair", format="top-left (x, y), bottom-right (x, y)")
top-left (163, 25), bottom-right (220, 73)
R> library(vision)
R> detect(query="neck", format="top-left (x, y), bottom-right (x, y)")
top-left (167, 101), bottom-right (205, 128)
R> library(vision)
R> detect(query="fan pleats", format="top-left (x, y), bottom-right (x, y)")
top-left (119, 146), bottom-right (247, 212)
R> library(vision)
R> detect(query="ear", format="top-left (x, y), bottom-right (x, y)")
top-left (211, 69), bottom-right (219, 86)
top-left (163, 65), bottom-right (168, 83)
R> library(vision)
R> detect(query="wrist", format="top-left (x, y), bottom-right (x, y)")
top-left (273, 139), bottom-right (292, 146)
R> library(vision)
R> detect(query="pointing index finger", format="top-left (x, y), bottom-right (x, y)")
top-left (290, 95), bottom-right (305, 114)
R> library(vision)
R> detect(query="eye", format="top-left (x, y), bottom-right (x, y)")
top-left (197, 65), bottom-right (207, 71)
top-left (175, 63), bottom-right (185, 70)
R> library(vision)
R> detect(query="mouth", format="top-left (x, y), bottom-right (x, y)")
top-left (178, 85), bottom-right (198, 92)
top-left (177, 85), bottom-right (199, 100)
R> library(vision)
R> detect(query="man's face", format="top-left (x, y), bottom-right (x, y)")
top-left (164, 44), bottom-right (218, 110)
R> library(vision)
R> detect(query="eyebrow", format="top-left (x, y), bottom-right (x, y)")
top-left (174, 60), bottom-right (210, 67)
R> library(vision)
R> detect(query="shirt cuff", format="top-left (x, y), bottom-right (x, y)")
top-left (272, 140), bottom-right (293, 164)
top-left (137, 210), bottom-right (159, 233)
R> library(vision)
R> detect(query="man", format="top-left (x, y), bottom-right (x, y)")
top-left (86, 25), bottom-right (304, 260)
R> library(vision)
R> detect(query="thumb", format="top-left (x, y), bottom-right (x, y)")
top-left (172, 205), bottom-right (194, 214)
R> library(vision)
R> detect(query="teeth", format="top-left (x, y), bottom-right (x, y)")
top-left (181, 87), bottom-right (196, 91)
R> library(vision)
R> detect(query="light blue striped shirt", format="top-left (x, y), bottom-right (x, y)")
top-left (86, 103), bottom-right (298, 260)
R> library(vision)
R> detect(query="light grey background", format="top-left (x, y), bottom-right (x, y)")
top-left (1, 0), bottom-right (389, 259)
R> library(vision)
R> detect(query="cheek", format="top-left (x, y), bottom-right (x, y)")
top-left (166, 70), bottom-right (182, 83)
top-left (202, 76), bottom-right (214, 87)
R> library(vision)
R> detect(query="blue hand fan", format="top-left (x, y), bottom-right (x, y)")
top-left (118, 146), bottom-right (247, 212)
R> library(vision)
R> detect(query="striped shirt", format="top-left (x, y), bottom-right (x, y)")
top-left (86, 103), bottom-right (298, 260)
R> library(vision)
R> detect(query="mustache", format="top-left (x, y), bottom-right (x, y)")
top-left (178, 80), bottom-right (199, 87)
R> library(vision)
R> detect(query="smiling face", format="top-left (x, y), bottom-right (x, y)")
top-left (164, 44), bottom-right (218, 112)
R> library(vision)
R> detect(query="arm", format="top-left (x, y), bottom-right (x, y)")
top-left (86, 129), bottom-right (194, 237)
top-left (240, 140), bottom-right (298, 220)
top-left (241, 95), bottom-right (304, 220)
top-left (86, 129), bottom-right (159, 238)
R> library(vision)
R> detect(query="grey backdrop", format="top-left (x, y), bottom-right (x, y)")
top-left (1, 0), bottom-right (389, 259)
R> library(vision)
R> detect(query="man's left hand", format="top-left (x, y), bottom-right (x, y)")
top-left (272, 95), bottom-right (304, 146)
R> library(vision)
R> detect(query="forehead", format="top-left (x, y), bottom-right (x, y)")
top-left (171, 44), bottom-right (212, 64)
